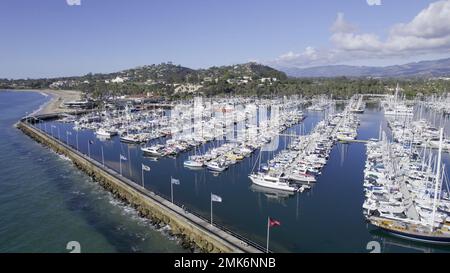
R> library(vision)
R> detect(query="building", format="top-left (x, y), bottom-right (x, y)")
top-left (63, 100), bottom-right (95, 109)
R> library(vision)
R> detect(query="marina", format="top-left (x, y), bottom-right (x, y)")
top-left (21, 94), bottom-right (450, 252)
top-left (363, 131), bottom-right (450, 244)
top-left (363, 94), bottom-right (450, 244)
top-left (3, 0), bottom-right (450, 258)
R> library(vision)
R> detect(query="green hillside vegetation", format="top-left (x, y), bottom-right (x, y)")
top-left (1, 62), bottom-right (449, 99)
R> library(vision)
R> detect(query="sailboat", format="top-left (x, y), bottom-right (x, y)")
top-left (368, 128), bottom-right (450, 244)
top-left (184, 146), bottom-right (204, 168)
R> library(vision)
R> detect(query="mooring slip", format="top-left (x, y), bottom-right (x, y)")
top-left (17, 119), bottom-right (263, 253)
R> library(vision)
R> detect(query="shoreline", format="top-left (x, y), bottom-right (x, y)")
top-left (17, 121), bottom-right (259, 253)
top-left (5, 88), bottom-right (82, 115)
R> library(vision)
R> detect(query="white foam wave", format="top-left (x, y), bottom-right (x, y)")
top-left (58, 154), bottom-right (72, 162)
top-left (102, 191), bottom-right (190, 247)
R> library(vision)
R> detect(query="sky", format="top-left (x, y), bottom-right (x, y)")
top-left (1, 0), bottom-right (450, 79)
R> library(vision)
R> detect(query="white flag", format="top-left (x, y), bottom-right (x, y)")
top-left (211, 193), bottom-right (222, 202)
top-left (171, 177), bottom-right (180, 185)
top-left (120, 154), bottom-right (127, 160)
top-left (142, 164), bottom-right (151, 171)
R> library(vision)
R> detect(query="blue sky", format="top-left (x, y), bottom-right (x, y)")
top-left (1, 0), bottom-right (449, 78)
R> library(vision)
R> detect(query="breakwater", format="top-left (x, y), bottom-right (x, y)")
top-left (17, 117), bottom-right (263, 253)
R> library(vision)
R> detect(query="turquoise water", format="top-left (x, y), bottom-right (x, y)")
top-left (0, 90), bottom-right (187, 253)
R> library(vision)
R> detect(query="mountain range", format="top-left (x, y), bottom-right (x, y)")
top-left (281, 58), bottom-right (450, 78)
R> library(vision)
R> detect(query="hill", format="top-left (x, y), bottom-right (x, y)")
top-left (282, 58), bottom-right (450, 78)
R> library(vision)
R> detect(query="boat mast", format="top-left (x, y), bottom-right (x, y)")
top-left (430, 128), bottom-right (443, 232)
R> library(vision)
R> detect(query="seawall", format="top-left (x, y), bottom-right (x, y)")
top-left (17, 119), bottom-right (263, 253)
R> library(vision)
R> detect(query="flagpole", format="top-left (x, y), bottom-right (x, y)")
top-left (128, 145), bottom-right (131, 176)
top-left (210, 194), bottom-right (213, 225)
top-left (66, 131), bottom-right (69, 145)
top-left (171, 177), bottom-right (174, 203)
top-left (101, 145), bottom-right (105, 167)
top-left (88, 141), bottom-right (91, 158)
top-left (141, 166), bottom-right (144, 187)
top-left (76, 131), bottom-right (79, 151)
top-left (119, 155), bottom-right (122, 176)
top-left (266, 217), bottom-right (270, 253)
top-left (58, 127), bottom-right (61, 140)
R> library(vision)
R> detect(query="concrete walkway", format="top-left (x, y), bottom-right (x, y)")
top-left (21, 120), bottom-right (264, 253)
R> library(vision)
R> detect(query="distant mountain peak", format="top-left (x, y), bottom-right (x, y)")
top-left (280, 58), bottom-right (450, 78)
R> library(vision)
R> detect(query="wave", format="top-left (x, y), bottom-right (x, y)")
top-left (103, 190), bottom-right (191, 249)
top-left (43, 144), bottom-right (191, 251)
top-left (58, 153), bottom-right (72, 162)
top-left (29, 91), bottom-right (53, 116)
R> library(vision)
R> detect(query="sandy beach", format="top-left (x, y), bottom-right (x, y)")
top-left (11, 89), bottom-right (82, 115)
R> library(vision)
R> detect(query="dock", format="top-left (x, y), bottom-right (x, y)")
top-left (17, 117), bottom-right (264, 253)
top-left (338, 139), bottom-right (372, 144)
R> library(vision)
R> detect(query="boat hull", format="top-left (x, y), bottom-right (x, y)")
top-left (371, 223), bottom-right (450, 245)
top-left (206, 165), bottom-right (227, 172)
top-left (249, 175), bottom-right (298, 192)
top-left (141, 149), bottom-right (162, 157)
top-left (184, 161), bottom-right (204, 168)
top-left (96, 132), bottom-right (112, 137)
top-left (120, 137), bottom-right (143, 144)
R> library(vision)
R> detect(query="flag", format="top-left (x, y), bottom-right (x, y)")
top-left (171, 177), bottom-right (180, 185)
top-left (89, 140), bottom-right (94, 144)
top-left (120, 154), bottom-right (127, 160)
top-left (142, 164), bottom-right (151, 171)
top-left (269, 218), bottom-right (281, 227)
top-left (211, 193), bottom-right (222, 202)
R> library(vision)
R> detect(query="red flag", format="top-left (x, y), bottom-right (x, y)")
top-left (269, 218), bottom-right (281, 227)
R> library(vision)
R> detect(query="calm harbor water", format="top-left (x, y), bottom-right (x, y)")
top-left (2, 90), bottom-right (450, 253)
top-left (0, 90), bottom-right (187, 253)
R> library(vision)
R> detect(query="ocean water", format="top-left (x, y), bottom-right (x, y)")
top-left (2, 90), bottom-right (450, 253)
top-left (0, 90), bottom-right (187, 253)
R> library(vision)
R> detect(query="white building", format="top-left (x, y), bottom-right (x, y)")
top-left (174, 83), bottom-right (203, 93)
top-left (111, 76), bottom-right (127, 83)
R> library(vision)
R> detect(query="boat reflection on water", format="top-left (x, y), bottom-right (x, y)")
top-left (369, 226), bottom-right (450, 253)
top-left (142, 155), bottom-right (159, 162)
top-left (184, 165), bottom-right (204, 171)
top-left (369, 231), bottom-right (438, 253)
top-left (250, 184), bottom-right (295, 203)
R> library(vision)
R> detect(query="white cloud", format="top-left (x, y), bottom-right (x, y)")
top-left (66, 0), bottom-right (81, 6)
top-left (330, 13), bottom-right (384, 52)
top-left (272, 0), bottom-right (450, 68)
top-left (278, 51), bottom-right (300, 62)
top-left (367, 0), bottom-right (382, 6)
top-left (274, 47), bottom-right (343, 68)
top-left (390, 0), bottom-right (450, 39)
top-left (330, 12), bottom-right (357, 33)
